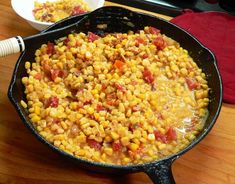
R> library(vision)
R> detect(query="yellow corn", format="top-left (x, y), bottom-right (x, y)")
top-left (20, 100), bottom-right (27, 108)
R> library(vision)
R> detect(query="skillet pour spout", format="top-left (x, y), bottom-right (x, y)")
top-left (8, 6), bottom-right (223, 184)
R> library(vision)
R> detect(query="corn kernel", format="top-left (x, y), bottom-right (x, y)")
top-left (76, 150), bottom-right (85, 156)
top-left (110, 132), bottom-right (119, 140)
top-left (129, 143), bottom-right (139, 151)
top-left (103, 147), bottom-right (113, 156)
top-left (20, 100), bottom-right (27, 108)
top-left (34, 106), bottom-right (41, 115)
top-left (87, 107), bottom-right (94, 114)
top-left (122, 157), bottom-right (131, 164)
top-left (25, 62), bottom-right (31, 69)
top-left (31, 115), bottom-right (41, 123)
top-left (158, 144), bottom-right (166, 150)
top-left (121, 137), bottom-right (130, 146)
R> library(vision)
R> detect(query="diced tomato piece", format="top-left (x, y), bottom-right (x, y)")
top-left (45, 96), bottom-right (59, 108)
top-left (52, 118), bottom-right (60, 124)
top-left (186, 78), bottom-right (199, 90)
top-left (96, 104), bottom-right (105, 112)
top-left (106, 100), bottom-right (115, 106)
top-left (187, 67), bottom-right (194, 72)
top-left (42, 62), bottom-right (52, 79)
top-left (47, 42), bottom-right (55, 55)
top-left (142, 53), bottom-right (148, 59)
top-left (87, 139), bottom-right (102, 150)
top-left (149, 26), bottom-right (160, 34)
top-left (87, 32), bottom-right (100, 42)
top-left (143, 68), bottom-right (154, 84)
top-left (114, 60), bottom-right (125, 70)
top-left (50, 69), bottom-right (64, 81)
top-left (42, 62), bottom-right (51, 72)
top-left (107, 92), bottom-right (117, 103)
top-left (115, 83), bottom-right (126, 92)
top-left (89, 115), bottom-right (96, 120)
top-left (135, 37), bottom-right (146, 47)
top-left (112, 142), bottom-right (122, 151)
top-left (154, 130), bottom-right (167, 143)
top-left (106, 93), bottom-right (117, 106)
top-left (34, 73), bottom-right (42, 80)
top-left (84, 100), bottom-right (92, 105)
top-left (166, 127), bottom-right (177, 141)
top-left (154, 127), bottom-right (177, 143)
top-left (63, 38), bottom-right (70, 45)
top-left (101, 84), bottom-right (107, 90)
top-left (153, 37), bottom-right (166, 50)
top-left (71, 6), bottom-right (86, 16)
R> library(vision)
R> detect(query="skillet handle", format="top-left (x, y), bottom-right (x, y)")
top-left (0, 36), bottom-right (25, 57)
top-left (143, 159), bottom-right (175, 184)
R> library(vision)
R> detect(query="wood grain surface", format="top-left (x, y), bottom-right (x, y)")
top-left (0, 1), bottom-right (235, 183)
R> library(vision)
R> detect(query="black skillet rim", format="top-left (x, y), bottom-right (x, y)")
top-left (8, 6), bottom-right (223, 171)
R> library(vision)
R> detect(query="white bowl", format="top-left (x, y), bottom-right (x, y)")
top-left (11, 0), bottom-right (104, 31)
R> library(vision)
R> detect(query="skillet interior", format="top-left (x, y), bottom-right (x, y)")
top-left (8, 6), bottom-right (222, 174)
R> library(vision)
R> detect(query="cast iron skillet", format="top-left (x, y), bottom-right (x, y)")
top-left (8, 6), bottom-right (223, 184)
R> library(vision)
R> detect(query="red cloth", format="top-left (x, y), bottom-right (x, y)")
top-left (170, 12), bottom-right (235, 104)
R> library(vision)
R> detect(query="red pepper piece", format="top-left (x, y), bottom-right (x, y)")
top-left (143, 68), bottom-right (155, 84)
top-left (154, 130), bottom-right (167, 143)
top-left (114, 60), bottom-right (125, 71)
top-left (47, 42), bottom-right (55, 55)
top-left (45, 96), bottom-right (59, 108)
top-left (153, 37), bottom-right (166, 50)
top-left (112, 142), bottom-right (122, 151)
top-left (84, 100), bottom-right (92, 105)
top-left (87, 139), bottom-right (102, 150)
top-left (96, 104), bottom-right (105, 112)
top-left (135, 37), bottom-right (146, 47)
top-left (50, 69), bottom-right (64, 81)
top-left (149, 26), bottom-right (160, 34)
top-left (34, 73), bottom-right (42, 80)
top-left (71, 6), bottom-right (85, 16)
top-left (142, 53), bottom-right (148, 59)
top-left (87, 32), bottom-right (100, 42)
top-left (166, 127), bottom-right (177, 141)
top-left (63, 38), bottom-right (70, 45)
top-left (115, 83), bottom-right (126, 92)
top-left (186, 78), bottom-right (199, 90)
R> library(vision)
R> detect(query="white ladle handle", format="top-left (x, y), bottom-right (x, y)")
top-left (0, 36), bottom-right (25, 57)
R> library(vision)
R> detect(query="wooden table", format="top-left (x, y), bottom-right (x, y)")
top-left (0, 1), bottom-right (235, 183)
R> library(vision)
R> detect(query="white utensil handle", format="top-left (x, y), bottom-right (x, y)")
top-left (0, 36), bottom-right (25, 57)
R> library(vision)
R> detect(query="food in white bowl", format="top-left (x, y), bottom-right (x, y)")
top-left (11, 0), bottom-right (104, 31)
top-left (33, 0), bottom-right (90, 23)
